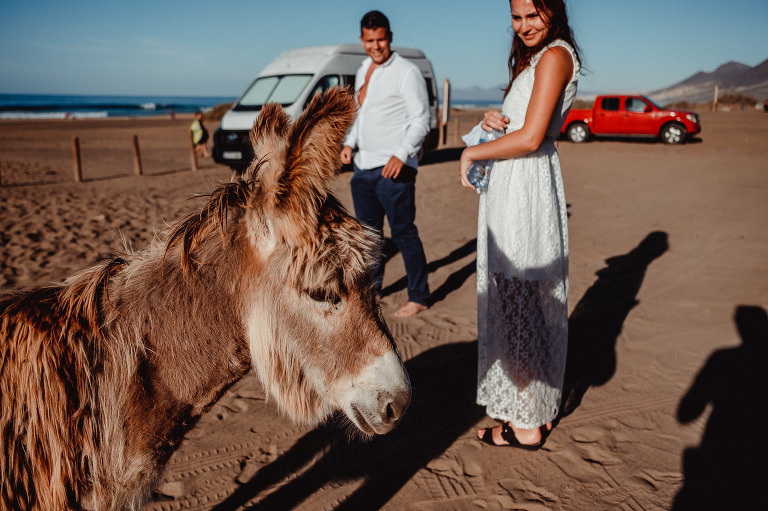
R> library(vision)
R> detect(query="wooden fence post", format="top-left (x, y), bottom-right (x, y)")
top-left (441, 79), bottom-right (451, 146)
top-left (189, 131), bottom-right (199, 172)
top-left (72, 137), bottom-right (83, 183)
top-left (132, 135), bottom-right (143, 176)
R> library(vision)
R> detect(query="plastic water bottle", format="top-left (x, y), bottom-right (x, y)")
top-left (467, 128), bottom-right (504, 194)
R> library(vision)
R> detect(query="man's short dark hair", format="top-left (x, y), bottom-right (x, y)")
top-left (360, 10), bottom-right (391, 36)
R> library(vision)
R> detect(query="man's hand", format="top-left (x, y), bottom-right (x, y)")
top-left (381, 155), bottom-right (405, 179)
top-left (340, 145), bottom-right (353, 165)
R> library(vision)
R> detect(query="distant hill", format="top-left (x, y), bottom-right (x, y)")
top-left (450, 85), bottom-right (505, 104)
top-left (450, 58), bottom-right (768, 107)
top-left (647, 58), bottom-right (768, 105)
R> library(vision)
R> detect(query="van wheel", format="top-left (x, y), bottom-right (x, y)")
top-left (566, 122), bottom-right (589, 143)
top-left (661, 123), bottom-right (686, 144)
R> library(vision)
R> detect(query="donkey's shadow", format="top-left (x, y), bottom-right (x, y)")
top-left (213, 231), bottom-right (669, 509)
top-left (381, 238), bottom-right (477, 305)
top-left (212, 341), bottom-right (484, 511)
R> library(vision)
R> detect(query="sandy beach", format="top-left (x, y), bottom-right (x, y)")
top-left (1, 108), bottom-right (767, 510)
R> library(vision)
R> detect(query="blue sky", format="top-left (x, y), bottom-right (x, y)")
top-left (1, 0), bottom-right (767, 98)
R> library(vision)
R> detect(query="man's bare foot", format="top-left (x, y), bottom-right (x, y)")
top-left (393, 301), bottom-right (428, 317)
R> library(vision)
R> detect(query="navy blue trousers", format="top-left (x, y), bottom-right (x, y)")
top-left (350, 164), bottom-right (430, 306)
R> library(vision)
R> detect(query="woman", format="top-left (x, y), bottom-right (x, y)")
top-left (459, 0), bottom-right (581, 449)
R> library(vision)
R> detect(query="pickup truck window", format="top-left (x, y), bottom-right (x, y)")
top-left (626, 97), bottom-right (650, 113)
top-left (601, 97), bottom-right (620, 111)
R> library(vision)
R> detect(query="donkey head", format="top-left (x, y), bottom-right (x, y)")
top-left (239, 87), bottom-right (410, 436)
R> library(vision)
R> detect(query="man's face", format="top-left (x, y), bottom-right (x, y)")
top-left (360, 27), bottom-right (392, 66)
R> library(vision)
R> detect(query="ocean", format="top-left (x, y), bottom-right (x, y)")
top-left (447, 99), bottom-right (503, 110)
top-left (0, 93), bottom-right (236, 119)
top-left (0, 93), bottom-right (502, 120)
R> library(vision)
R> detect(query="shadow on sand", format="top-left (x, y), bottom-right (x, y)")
top-left (560, 231), bottom-right (669, 417)
top-left (673, 305), bottom-right (768, 510)
top-left (381, 238), bottom-right (477, 305)
top-left (213, 231), bottom-right (670, 509)
top-left (211, 341), bottom-right (484, 510)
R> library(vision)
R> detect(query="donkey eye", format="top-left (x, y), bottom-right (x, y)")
top-left (306, 288), bottom-right (341, 305)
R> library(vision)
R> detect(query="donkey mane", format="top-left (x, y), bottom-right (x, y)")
top-left (165, 177), bottom-right (255, 273)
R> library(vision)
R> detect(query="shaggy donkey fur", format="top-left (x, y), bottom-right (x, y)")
top-left (0, 87), bottom-right (410, 510)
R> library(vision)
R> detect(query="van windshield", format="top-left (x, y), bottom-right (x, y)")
top-left (234, 75), bottom-right (312, 111)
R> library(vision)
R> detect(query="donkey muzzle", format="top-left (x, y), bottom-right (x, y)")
top-left (345, 351), bottom-right (411, 435)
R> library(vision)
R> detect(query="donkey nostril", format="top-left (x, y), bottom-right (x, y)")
top-left (385, 402), bottom-right (396, 422)
top-left (379, 389), bottom-right (410, 427)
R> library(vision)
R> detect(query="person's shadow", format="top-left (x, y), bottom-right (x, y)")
top-left (560, 231), bottom-right (669, 417)
top-left (212, 341), bottom-right (484, 510)
top-left (381, 238), bottom-right (477, 306)
top-left (673, 305), bottom-right (768, 510)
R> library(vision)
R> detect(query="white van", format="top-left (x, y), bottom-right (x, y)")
top-left (212, 44), bottom-right (439, 173)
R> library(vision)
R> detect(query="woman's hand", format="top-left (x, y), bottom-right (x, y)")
top-left (459, 148), bottom-right (475, 190)
top-left (482, 110), bottom-right (509, 132)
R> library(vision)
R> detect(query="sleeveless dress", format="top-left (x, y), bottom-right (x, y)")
top-left (476, 40), bottom-right (580, 428)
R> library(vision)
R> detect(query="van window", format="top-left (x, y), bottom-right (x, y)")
top-left (235, 74), bottom-right (312, 111)
top-left (308, 75), bottom-right (341, 99)
top-left (304, 75), bottom-right (344, 109)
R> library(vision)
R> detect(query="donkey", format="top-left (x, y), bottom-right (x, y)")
top-left (0, 87), bottom-right (411, 510)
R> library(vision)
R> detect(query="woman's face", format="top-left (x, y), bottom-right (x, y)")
top-left (511, 0), bottom-right (550, 47)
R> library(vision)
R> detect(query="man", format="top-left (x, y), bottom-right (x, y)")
top-left (341, 10), bottom-right (431, 318)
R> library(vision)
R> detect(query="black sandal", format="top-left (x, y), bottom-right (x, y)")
top-left (478, 422), bottom-right (547, 451)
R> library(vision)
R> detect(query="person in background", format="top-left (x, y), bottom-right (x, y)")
top-left (459, 0), bottom-right (581, 449)
top-left (341, 10), bottom-right (431, 318)
top-left (191, 111), bottom-right (210, 158)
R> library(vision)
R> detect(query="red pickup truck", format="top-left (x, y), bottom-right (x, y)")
top-left (561, 95), bottom-right (701, 144)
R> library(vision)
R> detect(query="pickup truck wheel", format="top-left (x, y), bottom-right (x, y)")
top-left (661, 123), bottom-right (686, 144)
top-left (566, 122), bottom-right (589, 143)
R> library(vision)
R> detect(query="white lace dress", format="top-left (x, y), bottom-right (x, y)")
top-left (476, 40), bottom-right (580, 428)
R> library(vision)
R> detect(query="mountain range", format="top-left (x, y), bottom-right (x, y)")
top-left (451, 58), bottom-right (768, 106)
top-left (648, 58), bottom-right (768, 104)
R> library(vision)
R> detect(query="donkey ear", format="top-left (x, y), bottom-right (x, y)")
top-left (279, 86), bottom-right (357, 203)
top-left (246, 103), bottom-right (291, 184)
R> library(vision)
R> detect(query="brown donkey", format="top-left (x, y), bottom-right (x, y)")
top-left (0, 87), bottom-right (411, 510)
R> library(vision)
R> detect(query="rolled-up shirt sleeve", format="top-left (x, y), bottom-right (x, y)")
top-left (344, 65), bottom-right (366, 150)
top-left (394, 67), bottom-right (430, 163)
top-left (343, 116), bottom-right (359, 150)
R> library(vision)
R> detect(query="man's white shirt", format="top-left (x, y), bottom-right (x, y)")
top-left (344, 52), bottom-right (430, 170)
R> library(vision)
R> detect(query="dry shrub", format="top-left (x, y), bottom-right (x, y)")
top-left (204, 102), bottom-right (235, 122)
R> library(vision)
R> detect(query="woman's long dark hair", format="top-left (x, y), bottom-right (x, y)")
top-left (504, 0), bottom-right (581, 97)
